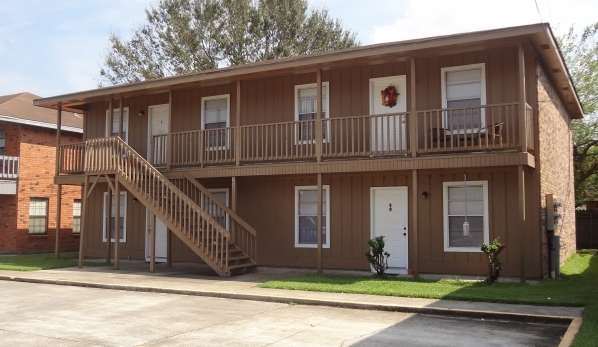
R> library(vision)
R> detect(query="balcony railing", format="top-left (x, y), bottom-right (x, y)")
top-left (58, 103), bottom-right (534, 175)
top-left (0, 155), bottom-right (19, 179)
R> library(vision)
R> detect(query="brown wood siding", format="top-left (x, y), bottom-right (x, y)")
top-left (85, 94), bottom-right (169, 161)
top-left (416, 168), bottom-right (541, 278)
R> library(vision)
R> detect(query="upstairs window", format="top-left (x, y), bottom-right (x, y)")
top-left (105, 107), bottom-right (129, 143)
top-left (295, 83), bottom-right (329, 142)
top-left (441, 64), bottom-right (486, 132)
top-left (201, 95), bottom-right (230, 148)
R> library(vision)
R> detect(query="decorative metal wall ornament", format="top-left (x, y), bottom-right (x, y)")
top-left (463, 173), bottom-right (470, 237)
top-left (389, 203), bottom-right (392, 212)
top-left (380, 84), bottom-right (399, 108)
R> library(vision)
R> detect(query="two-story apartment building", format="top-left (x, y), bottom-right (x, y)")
top-left (0, 92), bottom-right (82, 253)
top-left (35, 24), bottom-right (582, 279)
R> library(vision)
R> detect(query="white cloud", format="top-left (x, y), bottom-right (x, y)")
top-left (369, 0), bottom-right (596, 44)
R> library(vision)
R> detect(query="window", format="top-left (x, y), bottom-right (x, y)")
top-left (105, 107), bottom-right (129, 143)
top-left (102, 191), bottom-right (127, 242)
top-left (295, 185), bottom-right (330, 248)
top-left (72, 199), bottom-right (81, 234)
top-left (29, 198), bottom-right (48, 235)
top-left (201, 189), bottom-right (229, 229)
top-left (441, 64), bottom-right (486, 132)
top-left (201, 95), bottom-right (230, 148)
top-left (295, 82), bottom-right (329, 142)
top-left (0, 129), bottom-right (5, 155)
top-left (443, 181), bottom-right (489, 252)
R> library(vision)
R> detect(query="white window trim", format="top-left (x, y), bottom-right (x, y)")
top-left (72, 199), bottom-right (81, 234)
top-left (201, 94), bottom-right (230, 150)
top-left (206, 188), bottom-right (230, 230)
top-left (105, 107), bottom-right (130, 143)
top-left (443, 180), bottom-right (489, 252)
top-left (102, 191), bottom-right (127, 243)
top-left (440, 63), bottom-right (486, 133)
top-left (294, 185), bottom-right (331, 248)
top-left (294, 82), bottom-right (330, 144)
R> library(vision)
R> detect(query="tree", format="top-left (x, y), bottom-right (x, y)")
top-left (559, 23), bottom-right (598, 206)
top-left (98, 0), bottom-right (359, 86)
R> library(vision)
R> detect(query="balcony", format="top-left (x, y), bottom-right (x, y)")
top-left (58, 102), bottom-right (534, 175)
top-left (0, 155), bottom-right (19, 179)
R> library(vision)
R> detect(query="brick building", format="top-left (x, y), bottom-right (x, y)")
top-left (0, 92), bottom-right (82, 253)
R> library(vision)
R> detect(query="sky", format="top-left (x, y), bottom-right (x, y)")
top-left (0, 0), bottom-right (596, 98)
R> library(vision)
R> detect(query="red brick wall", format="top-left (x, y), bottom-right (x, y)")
top-left (0, 122), bottom-right (83, 253)
top-left (536, 63), bottom-right (576, 272)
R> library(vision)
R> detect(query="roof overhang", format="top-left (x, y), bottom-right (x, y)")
top-left (0, 114), bottom-right (83, 133)
top-left (34, 23), bottom-right (584, 119)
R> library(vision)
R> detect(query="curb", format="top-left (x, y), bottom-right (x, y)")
top-left (0, 275), bottom-right (578, 327)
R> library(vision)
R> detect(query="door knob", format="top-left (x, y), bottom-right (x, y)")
top-left (403, 233), bottom-right (406, 236)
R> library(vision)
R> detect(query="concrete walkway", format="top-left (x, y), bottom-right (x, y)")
top-left (0, 260), bottom-right (583, 324)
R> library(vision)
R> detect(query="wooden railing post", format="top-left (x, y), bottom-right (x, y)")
top-left (518, 43), bottom-right (527, 153)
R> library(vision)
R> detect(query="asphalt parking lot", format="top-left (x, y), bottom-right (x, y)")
top-left (0, 281), bottom-right (567, 347)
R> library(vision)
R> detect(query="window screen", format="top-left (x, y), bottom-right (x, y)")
top-left (296, 188), bottom-right (327, 245)
top-left (29, 198), bottom-right (48, 234)
top-left (72, 199), bottom-right (81, 234)
top-left (297, 86), bottom-right (327, 141)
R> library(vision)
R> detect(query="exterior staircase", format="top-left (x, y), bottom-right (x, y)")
top-left (85, 136), bottom-right (257, 276)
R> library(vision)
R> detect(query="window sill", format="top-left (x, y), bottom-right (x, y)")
top-left (443, 248), bottom-right (483, 253)
top-left (294, 244), bottom-right (330, 249)
top-left (28, 233), bottom-right (48, 237)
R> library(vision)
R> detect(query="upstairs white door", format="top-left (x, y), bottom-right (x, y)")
top-left (371, 187), bottom-right (408, 273)
top-left (148, 104), bottom-right (169, 166)
top-left (370, 76), bottom-right (407, 152)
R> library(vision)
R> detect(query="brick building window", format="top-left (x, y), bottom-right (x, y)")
top-left (72, 199), bottom-right (81, 234)
top-left (29, 198), bottom-right (49, 235)
top-left (0, 129), bottom-right (5, 155)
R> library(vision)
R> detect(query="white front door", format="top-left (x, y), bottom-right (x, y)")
top-left (148, 104), bottom-right (169, 166)
top-left (370, 76), bottom-right (407, 151)
top-left (145, 214), bottom-right (168, 262)
top-left (371, 187), bottom-right (408, 274)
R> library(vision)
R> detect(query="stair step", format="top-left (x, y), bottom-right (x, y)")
top-left (228, 262), bottom-right (257, 270)
top-left (227, 255), bottom-right (249, 261)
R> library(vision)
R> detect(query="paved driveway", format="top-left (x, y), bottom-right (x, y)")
top-left (0, 281), bottom-right (566, 347)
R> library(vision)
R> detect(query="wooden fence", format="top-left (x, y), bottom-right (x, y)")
top-left (576, 210), bottom-right (598, 249)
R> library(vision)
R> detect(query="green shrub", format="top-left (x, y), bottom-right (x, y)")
top-left (480, 238), bottom-right (506, 284)
top-left (365, 236), bottom-right (390, 276)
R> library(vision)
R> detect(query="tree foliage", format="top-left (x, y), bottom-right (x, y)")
top-left (98, 0), bottom-right (359, 86)
top-left (559, 23), bottom-right (598, 205)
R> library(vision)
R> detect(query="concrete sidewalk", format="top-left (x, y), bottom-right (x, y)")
top-left (0, 260), bottom-right (583, 323)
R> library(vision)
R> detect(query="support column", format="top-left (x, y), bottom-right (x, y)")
top-left (518, 44), bottom-right (527, 153)
top-left (518, 165), bottom-right (526, 283)
top-left (105, 187), bottom-right (112, 264)
top-left (235, 81), bottom-right (241, 166)
top-left (118, 96), bottom-right (124, 139)
top-left (317, 173), bottom-right (323, 274)
top-left (108, 99), bottom-right (114, 136)
top-left (78, 176), bottom-right (89, 268)
top-left (167, 229), bottom-right (172, 267)
top-left (316, 69), bottom-right (323, 162)
top-left (150, 212), bottom-right (156, 273)
top-left (114, 177), bottom-right (120, 270)
top-left (410, 58), bottom-right (418, 157)
top-left (231, 177), bottom-right (237, 211)
top-left (167, 90), bottom-right (173, 170)
top-left (55, 185), bottom-right (62, 258)
top-left (55, 103), bottom-right (63, 258)
top-left (411, 169), bottom-right (419, 277)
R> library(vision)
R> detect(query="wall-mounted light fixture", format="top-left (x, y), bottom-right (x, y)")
top-left (132, 197), bottom-right (139, 203)
top-left (139, 110), bottom-right (145, 117)
top-left (421, 191), bottom-right (428, 199)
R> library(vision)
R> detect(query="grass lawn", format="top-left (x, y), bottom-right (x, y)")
top-left (0, 252), bottom-right (106, 271)
top-left (260, 250), bottom-right (597, 347)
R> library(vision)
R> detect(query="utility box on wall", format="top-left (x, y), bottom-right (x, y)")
top-left (546, 194), bottom-right (563, 278)
top-left (546, 194), bottom-right (563, 231)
